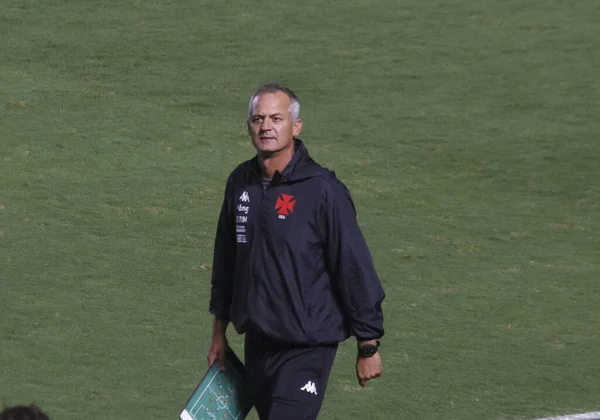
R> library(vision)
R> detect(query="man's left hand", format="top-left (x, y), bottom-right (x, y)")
top-left (356, 351), bottom-right (382, 387)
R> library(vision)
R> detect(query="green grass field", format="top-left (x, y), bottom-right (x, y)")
top-left (1, 0), bottom-right (599, 418)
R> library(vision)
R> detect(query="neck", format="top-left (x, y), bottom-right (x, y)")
top-left (258, 145), bottom-right (295, 178)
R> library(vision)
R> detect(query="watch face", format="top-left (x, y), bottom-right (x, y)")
top-left (359, 345), bottom-right (378, 358)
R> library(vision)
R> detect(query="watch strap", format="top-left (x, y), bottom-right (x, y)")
top-left (357, 340), bottom-right (380, 358)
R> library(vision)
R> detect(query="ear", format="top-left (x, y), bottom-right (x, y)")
top-left (247, 120), bottom-right (252, 136)
top-left (292, 118), bottom-right (303, 136)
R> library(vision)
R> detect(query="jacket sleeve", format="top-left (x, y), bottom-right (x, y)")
top-left (209, 176), bottom-right (236, 321)
top-left (324, 180), bottom-right (385, 340)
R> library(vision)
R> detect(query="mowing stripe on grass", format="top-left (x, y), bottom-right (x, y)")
top-left (537, 412), bottom-right (600, 420)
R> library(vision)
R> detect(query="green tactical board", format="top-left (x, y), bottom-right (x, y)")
top-left (180, 348), bottom-right (252, 420)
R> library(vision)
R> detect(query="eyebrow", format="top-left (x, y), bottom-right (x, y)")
top-left (252, 112), bottom-right (284, 118)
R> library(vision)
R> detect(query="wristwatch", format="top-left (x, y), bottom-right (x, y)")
top-left (357, 340), bottom-right (380, 358)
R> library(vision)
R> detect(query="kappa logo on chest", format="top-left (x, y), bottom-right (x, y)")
top-left (239, 190), bottom-right (250, 203)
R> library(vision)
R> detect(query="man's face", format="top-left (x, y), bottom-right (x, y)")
top-left (248, 91), bottom-right (303, 154)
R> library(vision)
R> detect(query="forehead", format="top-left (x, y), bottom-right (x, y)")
top-left (252, 91), bottom-right (291, 115)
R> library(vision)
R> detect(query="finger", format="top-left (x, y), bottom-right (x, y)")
top-left (359, 378), bottom-right (367, 387)
top-left (218, 353), bottom-right (227, 371)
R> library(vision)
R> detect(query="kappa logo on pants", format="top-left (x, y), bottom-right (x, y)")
top-left (300, 381), bottom-right (318, 395)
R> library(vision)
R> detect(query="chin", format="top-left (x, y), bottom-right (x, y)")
top-left (254, 141), bottom-right (279, 153)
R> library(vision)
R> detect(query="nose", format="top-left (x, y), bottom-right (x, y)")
top-left (261, 117), bottom-right (273, 131)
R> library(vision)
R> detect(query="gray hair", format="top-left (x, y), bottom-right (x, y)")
top-left (248, 83), bottom-right (300, 124)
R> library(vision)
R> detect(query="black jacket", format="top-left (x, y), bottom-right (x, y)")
top-left (209, 139), bottom-right (385, 345)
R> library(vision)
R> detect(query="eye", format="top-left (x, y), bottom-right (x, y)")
top-left (272, 117), bottom-right (282, 122)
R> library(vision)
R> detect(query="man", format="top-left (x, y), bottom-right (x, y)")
top-left (207, 83), bottom-right (385, 419)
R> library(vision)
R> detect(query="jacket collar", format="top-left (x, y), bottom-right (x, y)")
top-left (251, 138), bottom-right (311, 183)
top-left (280, 138), bottom-right (308, 181)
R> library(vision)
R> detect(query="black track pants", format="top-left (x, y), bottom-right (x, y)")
top-left (244, 332), bottom-right (338, 420)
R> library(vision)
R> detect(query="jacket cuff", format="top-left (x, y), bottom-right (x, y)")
top-left (356, 335), bottom-right (383, 342)
top-left (209, 307), bottom-right (230, 322)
